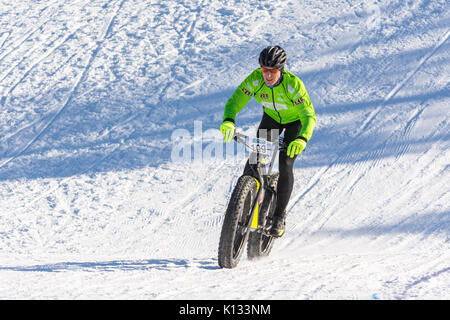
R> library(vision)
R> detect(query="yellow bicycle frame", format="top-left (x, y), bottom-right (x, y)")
top-left (250, 178), bottom-right (260, 230)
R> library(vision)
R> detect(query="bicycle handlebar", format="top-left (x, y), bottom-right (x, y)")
top-left (233, 131), bottom-right (287, 151)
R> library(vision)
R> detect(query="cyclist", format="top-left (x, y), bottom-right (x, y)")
top-left (220, 45), bottom-right (316, 237)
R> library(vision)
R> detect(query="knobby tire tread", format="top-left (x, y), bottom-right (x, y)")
top-left (218, 175), bottom-right (256, 269)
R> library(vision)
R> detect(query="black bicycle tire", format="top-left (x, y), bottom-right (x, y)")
top-left (218, 175), bottom-right (257, 269)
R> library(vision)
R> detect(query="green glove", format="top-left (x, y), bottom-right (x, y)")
top-left (287, 138), bottom-right (307, 158)
top-left (220, 121), bottom-right (235, 142)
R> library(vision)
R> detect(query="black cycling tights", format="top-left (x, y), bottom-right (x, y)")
top-left (243, 113), bottom-right (302, 218)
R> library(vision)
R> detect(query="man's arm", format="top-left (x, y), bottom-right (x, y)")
top-left (291, 77), bottom-right (316, 142)
top-left (223, 70), bottom-right (261, 123)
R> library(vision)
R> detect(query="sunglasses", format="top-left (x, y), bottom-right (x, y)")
top-left (261, 67), bottom-right (280, 74)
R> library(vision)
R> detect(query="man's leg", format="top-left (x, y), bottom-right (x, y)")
top-left (270, 120), bottom-right (302, 237)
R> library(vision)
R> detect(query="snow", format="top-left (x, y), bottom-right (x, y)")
top-left (0, 0), bottom-right (449, 299)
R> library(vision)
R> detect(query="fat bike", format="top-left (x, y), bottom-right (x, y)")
top-left (218, 132), bottom-right (286, 269)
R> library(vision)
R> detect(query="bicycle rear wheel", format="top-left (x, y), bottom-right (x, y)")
top-left (218, 175), bottom-right (257, 269)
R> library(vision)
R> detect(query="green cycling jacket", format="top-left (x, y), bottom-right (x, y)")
top-left (223, 69), bottom-right (316, 142)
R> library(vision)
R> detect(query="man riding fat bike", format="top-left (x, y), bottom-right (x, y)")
top-left (220, 45), bottom-right (316, 238)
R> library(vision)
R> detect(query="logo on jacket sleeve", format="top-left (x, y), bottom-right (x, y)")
top-left (242, 87), bottom-right (251, 96)
top-left (294, 97), bottom-right (304, 105)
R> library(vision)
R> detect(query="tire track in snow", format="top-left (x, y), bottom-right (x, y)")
top-left (342, 92), bottom-right (441, 200)
top-left (0, 0), bottom-right (96, 96)
top-left (0, 0), bottom-right (127, 170)
top-left (60, 0), bottom-right (215, 173)
top-left (168, 162), bottom-right (245, 252)
top-left (284, 28), bottom-right (450, 241)
top-left (394, 256), bottom-right (450, 299)
top-left (0, 75), bottom-right (96, 146)
top-left (0, 31), bottom-right (9, 50)
top-left (0, 1), bottom-right (60, 63)
top-left (55, 0), bottom-right (266, 178)
top-left (393, 101), bottom-right (427, 160)
top-left (1, 29), bottom-right (80, 105)
top-left (287, 28), bottom-right (450, 218)
top-left (372, 136), bottom-right (450, 229)
top-left (177, 0), bottom-right (206, 51)
top-left (0, 46), bottom-right (40, 85)
top-left (405, 266), bottom-right (450, 290)
top-left (357, 28), bottom-right (450, 135)
top-left (0, 1), bottom-right (131, 245)
top-left (1, 0), bottom-right (184, 219)
top-left (0, 1), bottom-right (91, 99)
top-left (320, 94), bottom-right (448, 234)
top-left (333, 38), bottom-right (450, 207)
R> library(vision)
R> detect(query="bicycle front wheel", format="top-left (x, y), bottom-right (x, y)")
top-left (247, 173), bottom-right (279, 260)
top-left (218, 175), bottom-right (257, 269)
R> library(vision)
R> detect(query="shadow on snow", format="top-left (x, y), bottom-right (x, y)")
top-left (0, 258), bottom-right (221, 272)
top-left (0, 11), bottom-right (448, 181)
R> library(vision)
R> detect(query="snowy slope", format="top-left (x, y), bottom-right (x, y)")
top-left (0, 0), bottom-right (449, 299)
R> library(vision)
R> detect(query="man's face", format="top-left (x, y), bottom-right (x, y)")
top-left (261, 67), bottom-right (281, 86)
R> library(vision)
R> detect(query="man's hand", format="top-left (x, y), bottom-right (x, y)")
top-left (220, 121), bottom-right (235, 142)
top-left (287, 138), bottom-right (307, 158)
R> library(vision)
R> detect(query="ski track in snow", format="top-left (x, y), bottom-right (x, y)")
top-left (0, 0), bottom-right (127, 170)
top-left (0, 0), bottom-right (449, 299)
